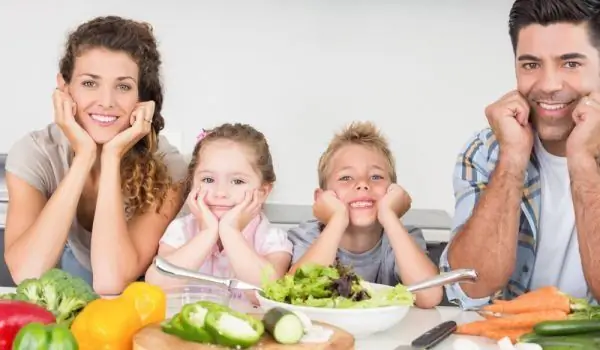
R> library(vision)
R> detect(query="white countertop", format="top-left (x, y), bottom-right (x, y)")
top-left (0, 286), bottom-right (499, 350)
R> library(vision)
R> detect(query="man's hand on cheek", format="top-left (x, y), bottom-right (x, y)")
top-left (377, 183), bottom-right (412, 224)
top-left (312, 190), bottom-right (348, 226)
top-left (567, 92), bottom-right (600, 162)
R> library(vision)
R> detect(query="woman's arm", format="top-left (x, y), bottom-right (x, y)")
top-left (5, 155), bottom-right (95, 283)
top-left (90, 154), bottom-right (184, 294)
top-left (144, 229), bottom-right (219, 288)
top-left (219, 226), bottom-right (291, 286)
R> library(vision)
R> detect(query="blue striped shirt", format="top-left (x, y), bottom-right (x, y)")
top-left (439, 128), bottom-right (596, 309)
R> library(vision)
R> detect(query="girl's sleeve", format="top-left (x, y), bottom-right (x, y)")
top-left (159, 216), bottom-right (190, 249)
top-left (256, 227), bottom-right (293, 256)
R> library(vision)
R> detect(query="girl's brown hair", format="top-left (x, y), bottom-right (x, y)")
top-left (184, 123), bottom-right (276, 196)
top-left (59, 16), bottom-right (172, 217)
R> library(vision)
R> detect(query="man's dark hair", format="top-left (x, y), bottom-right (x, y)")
top-left (509, 0), bottom-right (600, 52)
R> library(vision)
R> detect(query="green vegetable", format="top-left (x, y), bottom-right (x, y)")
top-left (12, 322), bottom-right (78, 350)
top-left (11, 269), bottom-right (98, 327)
top-left (178, 302), bottom-right (223, 344)
top-left (161, 313), bottom-right (213, 343)
top-left (204, 309), bottom-right (264, 348)
top-left (261, 259), bottom-right (414, 308)
top-left (534, 319), bottom-right (600, 336)
top-left (263, 307), bottom-right (304, 344)
top-left (522, 335), bottom-right (598, 348)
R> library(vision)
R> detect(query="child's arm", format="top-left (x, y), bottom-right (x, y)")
top-left (383, 218), bottom-right (443, 308)
top-left (288, 190), bottom-right (349, 274)
top-left (144, 211), bottom-right (220, 288)
top-left (219, 225), bottom-right (291, 286)
top-left (378, 184), bottom-right (443, 308)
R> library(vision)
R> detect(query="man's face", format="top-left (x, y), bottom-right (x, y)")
top-left (516, 22), bottom-right (600, 143)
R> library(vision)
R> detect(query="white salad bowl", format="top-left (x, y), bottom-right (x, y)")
top-left (256, 282), bottom-right (411, 339)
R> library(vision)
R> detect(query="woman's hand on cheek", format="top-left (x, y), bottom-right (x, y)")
top-left (53, 89), bottom-right (96, 160)
top-left (188, 187), bottom-right (219, 234)
top-left (219, 190), bottom-right (261, 233)
top-left (102, 101), bottom-right (155, 159)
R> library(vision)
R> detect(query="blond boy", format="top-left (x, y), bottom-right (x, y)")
top-left (287, 122), bottom-right (442, 308)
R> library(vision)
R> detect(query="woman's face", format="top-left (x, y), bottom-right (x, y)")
top-left (59, 47), bottom-right (140, 144)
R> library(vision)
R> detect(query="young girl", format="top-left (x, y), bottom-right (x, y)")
top-left (145, 123), bottom-right (293, 298)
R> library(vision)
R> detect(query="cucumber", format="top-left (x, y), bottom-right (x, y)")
top-left (534, 320), bottom-right (600, 336)
top-left (525, 336), bottom-right (597, 349)
top-left (263, 307), bottom-right (305, 345)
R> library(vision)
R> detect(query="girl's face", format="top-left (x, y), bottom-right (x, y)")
top-left (58, 47), bottom-right (140, 144)
top-left (193, 140), bottom-right (271, 218)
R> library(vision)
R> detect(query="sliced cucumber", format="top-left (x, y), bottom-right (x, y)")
top-left (263, 307), bottom-right (305, 345)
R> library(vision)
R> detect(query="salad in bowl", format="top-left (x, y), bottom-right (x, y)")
top-left (256, 260), bottom-right (415, 338)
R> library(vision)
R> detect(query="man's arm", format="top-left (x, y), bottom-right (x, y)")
top-left (569, 154), bottom-right (600, 299)
top-left (446, 137), bottom-right (527, 299)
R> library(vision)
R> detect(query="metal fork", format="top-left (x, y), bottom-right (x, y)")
top-left (153, 256), bottom-right (263, 292)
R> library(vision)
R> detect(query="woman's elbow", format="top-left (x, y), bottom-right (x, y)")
top-left (5, 251), bottom-right (43, 284)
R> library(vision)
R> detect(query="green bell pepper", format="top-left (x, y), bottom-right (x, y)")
top-left (13, 322), bottom-right (78, 350)
top-left (204, 309), bottom-right (264, 349)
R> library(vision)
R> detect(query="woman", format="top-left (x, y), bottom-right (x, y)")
top-left (4, 16), bottom-right (188, 294)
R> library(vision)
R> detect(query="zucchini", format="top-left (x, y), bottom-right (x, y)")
top-left (534, 320), bottom-right (600, 336)
top-left (263, 307), bottom-right (304, 345)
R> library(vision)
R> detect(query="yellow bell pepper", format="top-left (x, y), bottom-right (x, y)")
top-left (121, 282), bottom-right (167, 327)
top-left (70, 282), bottom-right (167, 350)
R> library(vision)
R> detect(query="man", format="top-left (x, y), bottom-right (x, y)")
top-left (440, 0), bottom-right (600, 309)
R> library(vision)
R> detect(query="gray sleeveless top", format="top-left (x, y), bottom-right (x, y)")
top-left (5, 123), bottom-right (189, 271)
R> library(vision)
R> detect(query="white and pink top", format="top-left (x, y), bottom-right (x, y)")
top-left (159, 212), bottom-right (293, 298)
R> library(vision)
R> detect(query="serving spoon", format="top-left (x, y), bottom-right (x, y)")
top-left (153, 256), bottom-right (478, 294)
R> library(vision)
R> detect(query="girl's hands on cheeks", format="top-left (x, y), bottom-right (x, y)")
top-left (188, 187), bottom-right (219, 234)
top-left (312, 190), bottom-right (349, 226)
top-left (102, 101), bottom-right (155, 159)
top-left (53, 89), bottom-right (96, 161)
top-left (219, 190), bottom-right (262, 233)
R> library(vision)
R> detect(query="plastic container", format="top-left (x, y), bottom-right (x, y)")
top-left (163, 284), bottom-right (232, 318)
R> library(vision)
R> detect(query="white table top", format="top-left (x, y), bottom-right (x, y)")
top-left (0, 287), bottom-right (498, 350)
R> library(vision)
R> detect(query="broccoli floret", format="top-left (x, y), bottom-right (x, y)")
top-left (55, 295), bottom-right (87, 323)
top-left (39, 279), bottom-right (60, 312)
top-left (15, 279), bottom-right (43, 304)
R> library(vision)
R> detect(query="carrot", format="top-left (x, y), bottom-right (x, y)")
top-left (456, 310), bottom-right (568, 336)
top-left (482, 293), bottom-right (570, 314)
top-left (480, 327), bottom-right (532, 343)
top-left (456, 320), bottom-right (491, 336)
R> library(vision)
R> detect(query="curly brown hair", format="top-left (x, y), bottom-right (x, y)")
top-left (59, 16), bottom-right (172, 217)
top-left (184, 123), bottom-right (276, 197)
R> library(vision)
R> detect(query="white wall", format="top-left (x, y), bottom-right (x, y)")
top-left (0, 0), bottom-right (517, 214)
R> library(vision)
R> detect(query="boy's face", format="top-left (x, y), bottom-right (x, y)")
top-left (324, 144), bottom-right (392, 227)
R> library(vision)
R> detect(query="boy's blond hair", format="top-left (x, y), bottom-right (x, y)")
top-left (317, 121), bottom-right (397, 189)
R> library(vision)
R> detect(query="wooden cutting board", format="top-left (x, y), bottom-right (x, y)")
top-left (133, 316), bottom-right (355, 350)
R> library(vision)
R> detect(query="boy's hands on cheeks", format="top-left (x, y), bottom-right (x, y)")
top-left (53, 88), bottom-right (96, 161)
top-left (312, 190), bottom-right (349, 226)
top-left (188, 188), bottom-right (219, 234)
top-left (377, 183), bottom-right (412, 225)
top-left (102, 101), bottom-right (155, 159)
top-left (219, 190), bottom-right (262, 233)
top-left (567, 92), bottom-right (600, 161)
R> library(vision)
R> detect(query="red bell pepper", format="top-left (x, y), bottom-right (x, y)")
top-left (0, 300), bottom-right (56, 350)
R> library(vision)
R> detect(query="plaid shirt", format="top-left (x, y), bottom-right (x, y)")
top-left (439, 128), bottom-right (595, 309)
